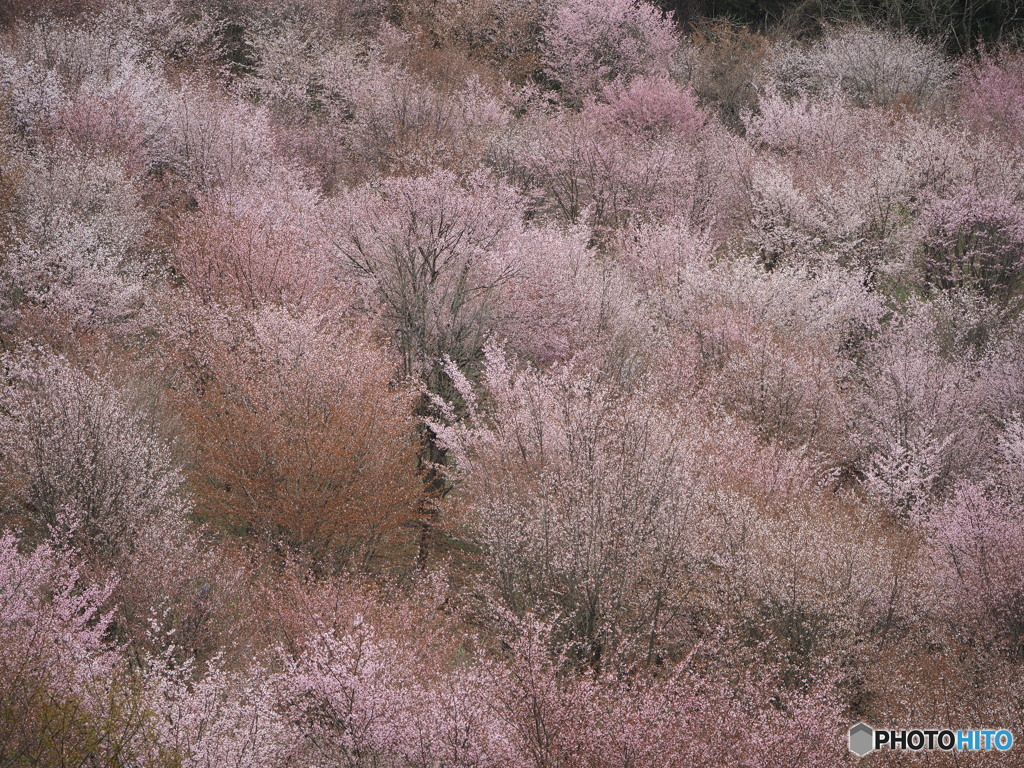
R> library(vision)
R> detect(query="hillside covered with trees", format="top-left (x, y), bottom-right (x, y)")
top-left (1, 0), bottom-right (1024, 765)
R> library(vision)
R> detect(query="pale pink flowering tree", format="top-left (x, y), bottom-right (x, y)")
top-left (490, 619), bottom-right (849, 768)
top-left (765, 26), bottom-right (953, 108)
top-left (165, 85), bottom-right (281, 191)
top-left (240, 15), bottom-right (361, 118)
top-left (141, 653), bottom-right (295, 768)
top-left (0, 18), bottom-right (131, 119)
top-left (995, 414), bottom-right (1024, 494)
top-left (928, 484), bottom-right (1024, 656)
top-left (488, 223), bottom-right (596, 367)
top-left (4, 15), bottom-right (280, 190)
top-left (4, 17), bottom-right (149, 90)
top-left (855, 316), bottom-right (980, 519)
top-left (94, 0), bottom-right (224, 69)
top-left (316, 169), bottom-right (651, 556)
top-left (493, 223), bottom-right (647, 369)
top-left (588, 74), bottom-right (705, 137)
top-left (430, 347), bottom-right (705, 667)
top-left (281, 620), bottom-right (421, 765)
top-left (10, 15), bottom-right (181, 172)
top-left (916, 187), bottom-right (1024, 305)
top-left (0, 529), bottom-right (126, 765)
top-left (276, 609), bottom-right (850, 767)
top-left (495, 103), bottom-right (751, 238)
top-left (743, 85), bottom-right (859, 160)
top-left (540, 0), bottom-right (677, 104)
top-left (278, 617), bottom-right (515, 768)
top-left (346, 66), bottom-right (510, 175)
top-left (329, 174), bottom-right (638, 370)
top-left (0, 530), bottom-right (116, 706)
top-left (969, 328), bottom-right (1024, 435)
top-left (609, 217), bottom-right (715, 296)
top-left (742, 159), bottom-right (837, 268)
top-left (0, 145), bottom-right (154, 332)
top-left (492, 111), bottom-right (699, 232)
top-left (174, 169), bottom-right (341, 310)
top-left (959, 51), bottom-right (1024, 140)
top-left (55, 55), bottom-right (176, 177)
top-left (0, 51), bottom-right (66, 132)
top-left (0, 352), bottom-right (188, 557)
top-left (663, 259), bottom-right (879, 458)
top-left (327, 170), bottom-right (523, 380)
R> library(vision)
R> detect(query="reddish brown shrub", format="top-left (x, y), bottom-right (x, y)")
top-left (181, 310), bottom-right (424, 568)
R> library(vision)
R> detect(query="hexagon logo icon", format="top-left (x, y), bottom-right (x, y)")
top-left (849, 722), bottom-right (875, 757)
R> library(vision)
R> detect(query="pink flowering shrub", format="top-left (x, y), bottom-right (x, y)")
top-left (540, 0), bottom-right (677, 104)
top-left (174, 169), bottom-right (340, 310)
top-left (0, 531), bottom-right (116, 708)
top-left (743, 85), bottom-right (860, 159)
top-left (0, 530), bottom-right (144, 767)
top-left (928, 484), bottom-right (1024, 656)
top-left (589, 74), bottom-right (706, 137)
top-left (141, 655), bottom-right (294, 768)
top-left (0, 352), bottom-right (188, 557)
top-left (328, 170), bottom-right (524, 377)
top-left (346, 66), bottom-right (510, 175)
top-left (856, 315), bottom-right (982, 518)
top-left (493, 111), bottom-right (698, 231)
top-left (54, 56), bottom-right (175, 176)
top-left (0, 145), bottom-right (153, 332)
top-left (916, 187), bottom-right (1024, 304)
top-left (664, 259), bottom-right (880, 458)
top-left (765, 26), bottom-right (954, 108)
top-left (959, 51), bottom-right (1024, 140)
top-left (431, 348), bottom-right (718, 665)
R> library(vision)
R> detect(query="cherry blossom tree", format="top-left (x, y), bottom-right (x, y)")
top-left (928, 484), bottom-right (1024, 656)
top-left (916, 186), bottom-right (1024, 305)
top-left (959, 51), bottom-right (1024, 140)
top-left (174, 169), bottom-right (340, 310)
top-left (431, 348), bottom-right (705, 666)
top-left (540, 0), bottom-right (678, 104)
top-left (0, 352), bottom-right (188, 557)
top-left (327, 170), bottom-right (522, 381)
top-left (0, 530), bottom-right (142, 768)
